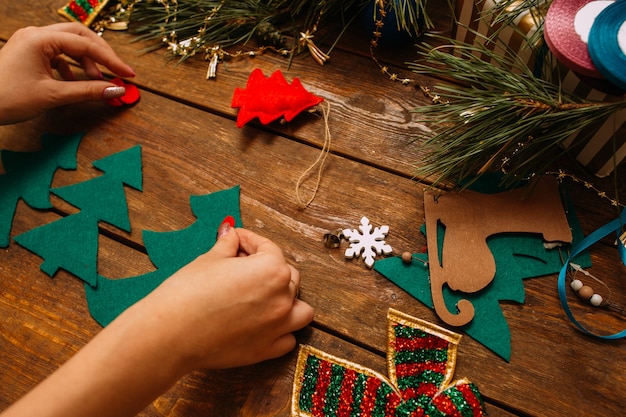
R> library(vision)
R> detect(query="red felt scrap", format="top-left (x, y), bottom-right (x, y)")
top-left (231, 69), bottom-right (324, 128)
top-left (106, 78), bottom-right (140, 107)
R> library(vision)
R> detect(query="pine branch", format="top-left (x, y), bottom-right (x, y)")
top-left (116, 1), bottom-right (430, 61)
top-left (389, 0), bottom-right (433, 35)
top-left (408, 36), bottom-right (626, 189)
top-left (128, 0), bottom-right (291, 59)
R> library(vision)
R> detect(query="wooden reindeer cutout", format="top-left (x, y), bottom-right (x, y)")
top-left (424, 176), bottom-right (572, 327)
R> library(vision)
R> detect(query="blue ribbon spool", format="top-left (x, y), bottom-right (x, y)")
top-left (588, 0), bottom-right (626, 91)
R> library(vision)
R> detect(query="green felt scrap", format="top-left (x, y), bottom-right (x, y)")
top-left (52, 145), bottom-right (143, 232)
top-left (0, 132), bottom-right (83, 247)
top-left (85, 186), bottom-right (242, 327)
top-left (374, 185), bottom-right (590, 361)
top-left (7, 138), bottom-right (243, 329)
top-left (16, 217), bottom-right (100, 282)
top-left (14, 146), bottom-right (143, 286)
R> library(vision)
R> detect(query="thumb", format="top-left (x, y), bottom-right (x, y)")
top-left (207, 216), bottom-right (240, 258)
top-left (43, 79), bottom-right (125, 106)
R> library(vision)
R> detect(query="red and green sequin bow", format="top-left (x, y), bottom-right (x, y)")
top-left (292, 309), bottom-right (485, 417)
top-left (58, 0), bottom-right (109, 26)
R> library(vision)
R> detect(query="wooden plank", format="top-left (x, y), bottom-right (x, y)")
top-left (1, 87), bottom-right (624, 416)
top-left (0, 1), bottom-right (436, 180)
top-left (2, 2), bottom-right (623, 205)
top-left (1, 2), bottom-right (625, 416)
top-left (1, 209), bottom-right (517, 416)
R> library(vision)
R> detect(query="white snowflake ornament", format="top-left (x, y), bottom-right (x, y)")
top-left (343, 216), bottom-right (393, 268)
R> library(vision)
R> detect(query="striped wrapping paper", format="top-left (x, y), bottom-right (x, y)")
top-left (453, 0), bottom-right (626, 177)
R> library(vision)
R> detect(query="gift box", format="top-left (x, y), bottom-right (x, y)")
top-left (452, 0), bottom-right (626, 177)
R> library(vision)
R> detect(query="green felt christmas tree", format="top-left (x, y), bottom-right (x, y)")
top-left (0, 132), bottom-right (83, 248)
top-left (85, 186), bottom-right (242, 326)
top-left (14, 146), bottom-right (143, 286)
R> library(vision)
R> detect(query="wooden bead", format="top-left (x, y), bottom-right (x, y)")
top-left (401, 251), bottom-right (412, 264)
top-left (577, 285), bottom-right (594, 300)
top-left (590, 294), bottom-right (603, 306)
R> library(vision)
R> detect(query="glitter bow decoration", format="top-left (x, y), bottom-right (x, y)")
top-left (292, 309), bottom-right (485, 416)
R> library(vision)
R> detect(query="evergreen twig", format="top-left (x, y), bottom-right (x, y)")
top-left (114, 1), bottom-right (429, 62)
top-left (408, 35), bottom-right (626, 189)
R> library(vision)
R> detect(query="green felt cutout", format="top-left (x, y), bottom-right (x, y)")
top-left (0, 132), bottom-right (83, 247)
top-left (52, 145), bottom-right (143, 232)
top-left (375, 186), bottom-right (590, 361)
top-left (15, 218), bottom-right (100, 283)
top-left (14, 146), bottom-right (143, 286)
top-left (85, 186), bottom-right (242, 327)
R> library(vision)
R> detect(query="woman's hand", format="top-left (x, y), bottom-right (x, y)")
top-left (138, 222), bottom-right (315, 371)
top-left (0, 223), bottom-right (314, 417)
top-left (0, 23), bottom-right (135, 125)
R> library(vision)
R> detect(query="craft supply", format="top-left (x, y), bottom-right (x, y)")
top-left (588, 0), bottom-right (626, 90)
top-left (548, 170), bottom-right (624, 208)
top-left (544, 0), bottom-right (611, 79)
top-left (322, 229), bottom-right (343, 249)
top-left (376, 174), bottom-right (591, 361)
top-left (424, 176), bottom-right (573, 327)
top-left (399, 251), bottom-right (429, 267)
top-left (87, 187), bottom-right (242, 326)
top-left (295, 101), bottom-right (332, 209)
top-left (401, 251), bottom-right (412, 263)
top-left (231, 69), bottom-right (324, 128)
top-left (343, 216), bottom-right (392, 269)
top-left (568, 262), bottom-right (615, 307)
top-left (14, 146), bottom-right (143, 287)
top-left (58, 0), bottom-right (110, 26)
top-left (291, 309), bottom-right (485, 417)
top-left (0, 133), bottom-right (83, 248)
top-left (558, 209), bottom-right (626, 339)
top-left (105, 78), bottom-right (140, 107)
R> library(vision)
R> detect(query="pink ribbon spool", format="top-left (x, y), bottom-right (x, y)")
top-left (544, 0), bottom-right (613, 79)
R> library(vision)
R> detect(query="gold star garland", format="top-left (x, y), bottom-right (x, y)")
top-left (548, 170), bottom-right (623, 208)
top-left (368, 0), bottom-right (445, 107)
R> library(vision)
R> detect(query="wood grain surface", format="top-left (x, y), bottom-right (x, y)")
top-left (0, 2), bottom-right (624, 416)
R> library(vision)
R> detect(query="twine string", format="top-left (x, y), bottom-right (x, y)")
top-left (295, 101), bottom-right (332, 209)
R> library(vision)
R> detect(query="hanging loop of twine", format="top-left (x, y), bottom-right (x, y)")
top-left (295, 100), bottom-right (332, 209)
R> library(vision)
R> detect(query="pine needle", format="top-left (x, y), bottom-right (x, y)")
top-left (408, 35), bottom-right (626, 189)
top-left (120, 1), bottom-right (430, 61)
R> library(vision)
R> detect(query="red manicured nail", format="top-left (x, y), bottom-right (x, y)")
top-left (222, 215), bottom-right (235, 228)
top-left (217, 215), bottom-right (235, 239)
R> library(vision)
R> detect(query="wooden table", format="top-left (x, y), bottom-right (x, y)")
top-left (1, 2), bottom-right (624, 416)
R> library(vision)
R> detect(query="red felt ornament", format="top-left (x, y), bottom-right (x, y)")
top-left (106, 78), bottom-right (140, 107)
top-left (231, 69), bottom-right (324, 128)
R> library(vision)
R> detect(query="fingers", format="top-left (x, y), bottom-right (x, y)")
top-left (203, 221), bottom-right (241, 259)
top-left (267, 334), bottom-right (297, 360)
top-left (39, 78), bottom-right (124, 106)
top-left (51, 56), bottom-right (75, 81)
top-left (291, 299), bottom-right (315, 329)
top-left (46, 30), bottom-right (135, 78)
top-left (45, 22), bottom-right (106, 41)
top-left (267, 300), bottom-right (314, 359)
top-left (235, 228), bottom-right (284, 258)
top-left (233, 228), bottom-right (302, 298)
top-left (78, 56), bottom-right (104, 80)
top-left (288, 265), bottom-right (301, 299)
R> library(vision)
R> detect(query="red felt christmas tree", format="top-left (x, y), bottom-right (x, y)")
top-left (231, 69), bottom-right (324, 128)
